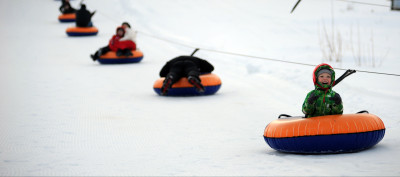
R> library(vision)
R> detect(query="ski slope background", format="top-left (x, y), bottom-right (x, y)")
top-left (0, 0), bottom-right (399, 176)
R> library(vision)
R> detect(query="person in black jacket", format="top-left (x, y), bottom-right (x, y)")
top-left (159, 56), bottom-right (214, 95)
top-left (75, 4), bottom-right (95, 27)
top-left (59, 0), bottom-right (76, 14)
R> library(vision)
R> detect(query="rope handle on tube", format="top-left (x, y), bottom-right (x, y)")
top-left (278, 114), bottom-right (292, 119)
top-left (356, 110), bottom-right (369, 114)
top-left (190, 48), bottom-right (199, 56)
top-left (333, 69), bottom-right (356, 87)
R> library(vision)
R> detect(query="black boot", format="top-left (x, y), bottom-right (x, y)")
top-left (161, 75), bottom-right (174, 95)
top-left (188, 76), bottom-right (205, 93)
top-left (90, 50), bottom-right (102, 61)
top-left (123, 49), bottom-right (133, 57)
top-left (90, 54), bottom-right (96, 61)
top-left (116, 49), bottom-right (124, 57)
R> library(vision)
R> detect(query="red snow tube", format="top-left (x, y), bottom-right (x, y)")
top-left (66, 27), bottom-right (98, 36)
top-left (263, 112), bottom-right (385, 154)
top-left (97, 50), bottom-right (144, 64)
top-left (153, 73), bottom-right (222, 96)
top-left (58, 13), bottom-right (76, 22)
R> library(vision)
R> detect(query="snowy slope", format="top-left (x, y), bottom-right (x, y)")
top-left (0, 0), bottom-right (399, 176)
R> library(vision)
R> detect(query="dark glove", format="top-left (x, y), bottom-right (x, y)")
top-left (329, 93), bottom-right (342, 105)
top-left (307, 92), bottom-right (319, 104)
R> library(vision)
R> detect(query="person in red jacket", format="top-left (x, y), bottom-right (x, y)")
top-left (90, 26), bottom-right (136, 61)
top-left (108, 26), bottom-right (136, 56)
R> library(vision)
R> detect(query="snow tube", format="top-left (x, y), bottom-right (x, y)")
top-left (97, 50), bottom-right (144, 64)
top-left (153, 73), bottom-right (222, 96)
top-left (263, 112), bottom-right (385, 154)
top-left (58, 13), bottom-right (75, 22)
top-left (66, 27), bottom-right (98, 36)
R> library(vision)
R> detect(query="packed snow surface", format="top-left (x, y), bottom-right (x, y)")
top-left (0, 0), bottom-right (399, 176)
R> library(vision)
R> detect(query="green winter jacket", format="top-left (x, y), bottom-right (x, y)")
top-left (302, 64), bottom-right (343, 118)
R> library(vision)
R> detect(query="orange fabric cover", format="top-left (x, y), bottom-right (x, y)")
top-left (264, 114), bottom-right (385, 138)
top-left (153, 73), bottom-right (221, 88)
top-left (99, 50), bottom-right (143, 59)
top-left (66, 27), bottom-right (98, 33)
top-left (58, 13), bottom-right (76, 20)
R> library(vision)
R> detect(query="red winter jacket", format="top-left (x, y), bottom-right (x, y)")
top-left (108, 28), bottom-right (136, 52)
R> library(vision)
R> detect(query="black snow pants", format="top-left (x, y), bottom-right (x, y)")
top-left (167, 60), bottom-right (200, 84)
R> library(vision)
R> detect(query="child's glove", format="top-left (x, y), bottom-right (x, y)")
top-left (307, 92), bottom-right (319, 104)
top-left (329, 93), bottom-right (342, 105)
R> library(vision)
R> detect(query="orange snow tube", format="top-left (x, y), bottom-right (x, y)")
top-left (97, 50), bottom-right (144, 64)
top-left (66, 27), bottom-right (98, 36)
top-left (263, 113), bottom-right (385, 153)
top-left (153, 73), bottom-right (222, 96)
top-left (58, 13), bottom-right (76, 22)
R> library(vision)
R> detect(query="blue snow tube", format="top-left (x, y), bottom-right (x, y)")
top-left (66, 27), bottom-right (98, 36)
top-left (263, 112), bottom-right (385, 154)
top-left (97, 50), bottom-right (143, 64)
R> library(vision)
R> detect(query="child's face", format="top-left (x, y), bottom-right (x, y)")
top-left (318, 73), bottom-right (331, 86)
top-left (117, 30), bottom-right (124, 37)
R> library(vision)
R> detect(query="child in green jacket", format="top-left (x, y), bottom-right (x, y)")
top-left (302, 63), bottom-right (343, 118)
